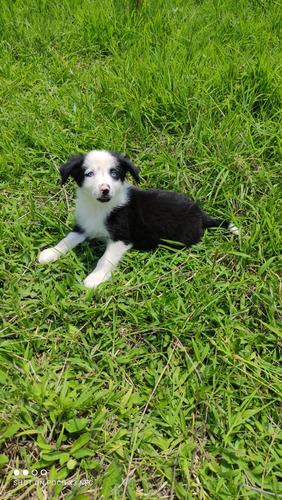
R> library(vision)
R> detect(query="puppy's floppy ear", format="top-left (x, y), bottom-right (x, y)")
top-left (115, 153), bottom-right (140, 184)
top-left (59, 153), bottom-right (85, 185)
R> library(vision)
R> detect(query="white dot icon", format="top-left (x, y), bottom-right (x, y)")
top-left (14, 469), bottom-right (20, 476)
top-left (23, 469), bottom-right (29, 476)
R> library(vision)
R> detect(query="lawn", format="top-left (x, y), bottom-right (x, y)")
top-left (0, 0), bottom-right (281, 498)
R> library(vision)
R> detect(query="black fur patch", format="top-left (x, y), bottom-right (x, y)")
top-left (73, 223), bottom-right (85, 234)
top-left (110, 152), bottom-right (140, 184)
top-left (60, 153), bottom-right (86, 186)
top-left (106, 187), bottom-right (208, 250)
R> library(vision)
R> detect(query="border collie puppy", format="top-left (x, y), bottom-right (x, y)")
top-left (39, 150), bottom-right (238, 288)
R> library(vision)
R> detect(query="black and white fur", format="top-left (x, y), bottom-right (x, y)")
top-left (39, 150), bottom-right (238, 288)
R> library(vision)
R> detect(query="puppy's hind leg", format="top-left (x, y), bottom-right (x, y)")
top-left (84, 240), bottom-right (132, 289)
top-left (39, 230), bottom-right (86, 264)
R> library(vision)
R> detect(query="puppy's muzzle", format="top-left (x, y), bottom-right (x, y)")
top-left (98, 184), bottom-right (111, 202)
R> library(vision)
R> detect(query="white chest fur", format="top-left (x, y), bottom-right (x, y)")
top-left (75, 186), bottom-right (129, 240)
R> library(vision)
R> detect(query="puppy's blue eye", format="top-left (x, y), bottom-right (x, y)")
top-left (85, 171), bottom-right (94, 177)
top-left (111, 170), bottom-right (119, 179)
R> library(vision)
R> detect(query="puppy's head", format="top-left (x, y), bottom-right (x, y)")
top-left (60, 150), bottom-right (140, 203)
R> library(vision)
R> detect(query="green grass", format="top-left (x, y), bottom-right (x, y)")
top-left (0, 0), bottom-right (281, 498)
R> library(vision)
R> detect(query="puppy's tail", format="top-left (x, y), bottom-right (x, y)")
top-left (202, 213), bottom-right (239, 235)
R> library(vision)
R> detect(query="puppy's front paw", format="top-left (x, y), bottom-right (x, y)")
top-left (38, 248), bottom-right (61, 264)
top-left (83, 271), bottom-right (111, 289)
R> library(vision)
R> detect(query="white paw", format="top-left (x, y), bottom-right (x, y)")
top-left (83, 271), bottom-right (111, 289)
top-left (38, 248), bottom-right (61, 264)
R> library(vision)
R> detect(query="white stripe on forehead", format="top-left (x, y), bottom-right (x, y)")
top-left (84, 150), bottom-right (116, 170)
